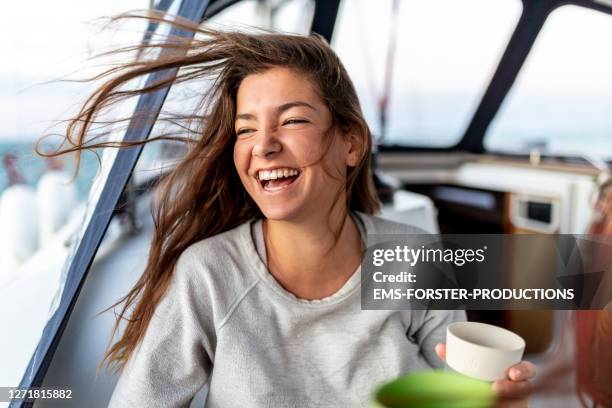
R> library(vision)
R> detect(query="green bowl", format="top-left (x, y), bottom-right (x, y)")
top-left (371, 370), bottom-right (495, 408)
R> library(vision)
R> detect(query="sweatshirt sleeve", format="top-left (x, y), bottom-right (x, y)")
top-left (108, 250), bottom-right (214, 408)
top-left (407, 309), bottom-right (467, 369)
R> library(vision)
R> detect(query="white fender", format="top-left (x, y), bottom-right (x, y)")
top-left (0, 185), bottom-right (39, 272)
top-left (36, 170), bottom-right (77, 248)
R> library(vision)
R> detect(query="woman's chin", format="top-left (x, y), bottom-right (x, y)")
top-left (260, 204), bottom-right (304, 222)
top-left (261, 210), bottom-right (298, 222)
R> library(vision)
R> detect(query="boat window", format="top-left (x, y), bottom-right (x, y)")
top-left (485, 5), bottom-right (612, 160)
top-left (0, 0), bottom-right (148, 390)
top-left (331, 0), bottom-right (522, 147)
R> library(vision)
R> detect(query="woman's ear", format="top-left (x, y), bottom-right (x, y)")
top-left (345, 131), bottom-right (363, 167)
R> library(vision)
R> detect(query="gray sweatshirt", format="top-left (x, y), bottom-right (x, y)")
top-left (108, 212), bottom-right (465, 407)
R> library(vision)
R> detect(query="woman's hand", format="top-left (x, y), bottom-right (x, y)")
top-left (435, 343), bottom-right (535, 407)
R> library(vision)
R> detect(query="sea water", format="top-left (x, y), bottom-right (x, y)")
top-left (0, 141), bottom-right (99, 199)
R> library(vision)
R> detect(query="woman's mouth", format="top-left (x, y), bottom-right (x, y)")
top-left (257, 167), bottom-right (301, 192)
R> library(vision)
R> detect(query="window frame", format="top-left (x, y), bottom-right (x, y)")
top-left (378, 0), bottom-right (612, 164)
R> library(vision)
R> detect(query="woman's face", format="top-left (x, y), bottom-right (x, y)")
top-left (233, 66), bottom-right (359, 222)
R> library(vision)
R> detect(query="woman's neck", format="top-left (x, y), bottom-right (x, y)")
top-left (263, 208), bottom-right (363, 300)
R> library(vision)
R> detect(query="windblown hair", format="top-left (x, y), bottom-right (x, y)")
top-left (37, 12), bottom-right (380, 372)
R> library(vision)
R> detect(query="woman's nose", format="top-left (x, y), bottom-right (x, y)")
top-left (252, 128), bottom-right (281, 158)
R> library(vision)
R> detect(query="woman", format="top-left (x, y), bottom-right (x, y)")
top-left (43, 14), bottom-right (534, 407)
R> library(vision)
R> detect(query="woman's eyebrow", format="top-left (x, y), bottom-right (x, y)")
top-left (235, 112), bottom-right (256, 121)
top-left (235, 101), bottom-right (316, 122)
top-left (276, 101), bottom-right (316, 114)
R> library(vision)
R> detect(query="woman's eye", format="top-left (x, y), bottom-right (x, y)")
top-left (283, 119), bottom-right (308, 126)
top-left (236, 128), bottom-right (254, 136)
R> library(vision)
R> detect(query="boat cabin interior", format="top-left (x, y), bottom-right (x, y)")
top-left (1, 0), bottom-right (611, 407)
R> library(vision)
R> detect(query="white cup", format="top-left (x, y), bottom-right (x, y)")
top-left (446, 321), bottom-right (525, 382)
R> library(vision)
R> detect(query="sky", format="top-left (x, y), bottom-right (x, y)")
top-left (0, 0), bottom-right (148, 142)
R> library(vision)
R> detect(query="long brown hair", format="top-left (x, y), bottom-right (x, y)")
top-left (37, 12), bottom-right (380, 373)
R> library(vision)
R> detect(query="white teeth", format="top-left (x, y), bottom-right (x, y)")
top-left (257, 168), bottom-right (300, 181)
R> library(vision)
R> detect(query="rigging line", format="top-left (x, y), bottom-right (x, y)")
top-left (379, 0), bottom-right (399, 143)
top-left (354, 0), bottom-right (379, 113)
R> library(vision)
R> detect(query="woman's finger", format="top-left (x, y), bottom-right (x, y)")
top-left (492, 379), bottom-right (532, 399)
top-left (496, 398), bottom-right (529, 408)
top-left (435, 343), bottom-right (446, 361)
top-left (508, 361), bottom-right (536, 382)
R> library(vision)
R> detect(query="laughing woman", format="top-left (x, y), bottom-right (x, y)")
top-left (44, 15), bottom-right (534, 408)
